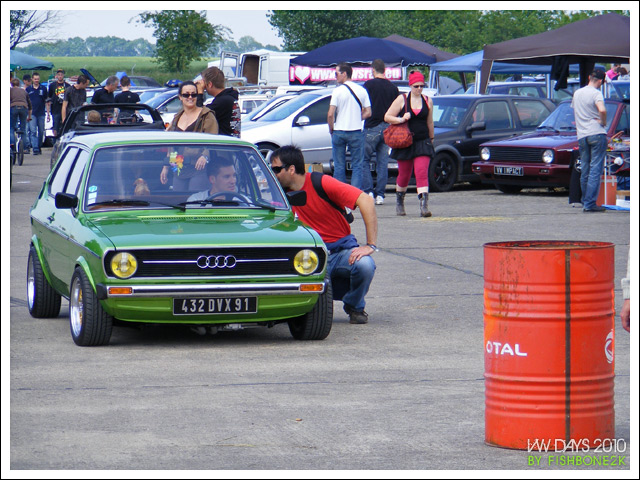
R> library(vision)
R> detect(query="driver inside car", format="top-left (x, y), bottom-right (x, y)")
top-left (187, 156), bottom-right (238, 202)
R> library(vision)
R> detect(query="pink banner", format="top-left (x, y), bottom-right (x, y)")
top-left (289, 66), bottom-right (403, 84)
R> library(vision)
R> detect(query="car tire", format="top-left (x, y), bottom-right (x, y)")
top-left (288, 281), bottom-right (333, 340)
top-left (27, 246), bottom-right (62, 318)
top-left (496, 184), bottom-right (523, 194)
top-left (69, 267), bottom-right (113, 346)
top-left (429, 152), bottom-right (458, 192)
top-left (257, 143), bottom-right (279, 162)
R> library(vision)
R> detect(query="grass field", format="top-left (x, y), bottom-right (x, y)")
top-left (40, 56), bottom-right (217, 85)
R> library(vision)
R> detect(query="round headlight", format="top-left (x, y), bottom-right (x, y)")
top-left (293, 250), bottom-right (319, 275)
top-left (111, 252), bottom-right (138, 279)
top-left (542, 149), bottom-right (554, 164)
top-left (481, 147), bottom-right (491, 161)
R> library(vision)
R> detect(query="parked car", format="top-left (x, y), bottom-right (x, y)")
top-left (607, 80), bottom-right (630, 100)
top-left (388, 95), bottom-right (557, 192)
top-left (28, 131), bottom-right (332, 346)
top-left (471, 98), bottom-right (630, 193)
top-left (463, 80), bottom-right (578, 102)
top-left (49, 103), bottom-right (165, 169)
top-left (241, 88), bottom-right (335, 164)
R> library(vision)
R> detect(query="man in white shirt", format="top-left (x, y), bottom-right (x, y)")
top-left (327, 63), bottom-right (371, 189)
top-left (571, 70), bottom-right (608, 212)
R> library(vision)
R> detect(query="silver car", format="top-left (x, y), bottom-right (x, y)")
top-left (241, 88), bottom-right (334, 166)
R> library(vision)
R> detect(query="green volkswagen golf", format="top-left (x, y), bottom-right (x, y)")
top-left (28, 131), bottom-right (332, 345)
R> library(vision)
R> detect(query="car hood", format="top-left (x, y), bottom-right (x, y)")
top-left (481, 130), bottom-right (578, 149)
top-left (87, 211), bottom-right (322, 250)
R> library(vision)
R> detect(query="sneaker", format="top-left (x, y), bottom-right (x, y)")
top-left (583, 206), bottom-right (606, 212)
top-left (343, 304), bottom-right (369, 324)
top-left (375, 195), bottom-right (384, 205)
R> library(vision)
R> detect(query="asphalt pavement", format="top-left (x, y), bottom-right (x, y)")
top-left (6, 148), bottom-right (635, 475)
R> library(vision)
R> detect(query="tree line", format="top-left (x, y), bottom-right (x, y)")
top-left (267, 10), bottom-right (630, 54)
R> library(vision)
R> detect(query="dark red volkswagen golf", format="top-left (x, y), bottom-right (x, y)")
top-left (472, 99), bottom-right (630, 193)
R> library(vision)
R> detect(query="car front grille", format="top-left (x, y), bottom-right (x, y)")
top-left (105, 247), bottom-right (326, 278)
top-left (487, 147), bottom-right (543, 163)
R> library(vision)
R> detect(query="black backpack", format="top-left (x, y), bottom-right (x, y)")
top-left (310, 172), bottom-right (354, 223)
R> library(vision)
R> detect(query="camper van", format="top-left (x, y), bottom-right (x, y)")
top-left (210, 50), bottom-right (305, 87)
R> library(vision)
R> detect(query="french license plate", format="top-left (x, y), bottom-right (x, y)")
top-left (494, 166), bottom-right (523, 176)
top-left (173, 297), bottom-right (257, 316)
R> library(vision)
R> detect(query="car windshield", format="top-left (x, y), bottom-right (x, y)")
top-left (610, 82), bottom-right (630, 100)
top-left (537, 101), bottom-right (620, 132)
top-left (432, 97), bottom-right (472, 128)
top-left (245, 95), bottom-right (295, 122)
top-left (255, 91), bottom-right (327, 122)
top-left (83, 143), bottom-right (288, 212)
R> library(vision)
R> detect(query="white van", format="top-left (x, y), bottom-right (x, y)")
top-left (211, 50), bottom-right (305, 87)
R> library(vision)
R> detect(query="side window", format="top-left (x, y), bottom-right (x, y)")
top-left (49, 147), bottom-right (80, 196)
top-left (473, 101), bottom-right (513, 130)
top-left (514, 100), bottom-right (552, 128)
top-left (164, 97), bottom-right (183, 114)
top-left (65, 149), bottom-right (90, 196)
top-left (614, 104), bottom-right (630, 134)
top-left (296, 97), bottom-right (331, 126)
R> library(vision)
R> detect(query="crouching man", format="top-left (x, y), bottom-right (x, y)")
top-left (270, 146), bottom-right (377, 324)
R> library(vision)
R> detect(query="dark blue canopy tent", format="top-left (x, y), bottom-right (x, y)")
top-left (289, 36), bottom-right (436, 84)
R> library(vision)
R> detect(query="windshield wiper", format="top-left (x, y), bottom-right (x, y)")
top-left (90, 198), bottom-right (187, 211)
top-left (536, 125), bottom-right (559, 132)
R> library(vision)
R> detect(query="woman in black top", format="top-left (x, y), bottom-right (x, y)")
top-left (384, 71), bottom-right (435, 217)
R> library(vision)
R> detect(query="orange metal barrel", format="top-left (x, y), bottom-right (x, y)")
top-left (483, 241), bottom-right (615, 450)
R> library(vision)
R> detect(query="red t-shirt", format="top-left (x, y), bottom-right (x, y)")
top-left (292, 174), bottom-right (362, 243)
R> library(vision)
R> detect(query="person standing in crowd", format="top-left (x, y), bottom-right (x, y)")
top-left (10, 77), bottom-right (32, 148)
top-left (195, 66), bottom-right (241, 137)
top-left (384, 71), bottom-right (435, 217)
top-left (47, 68), bottom-right (70, 137)
top-left (571, 70), bottom-right (608, 213)
top-left (92, 75), bottom-right (119, 104)
top-left (21, 74), bottom-right (33, 153)
top-left (26, 72), bottom-right (48, 155)
top-left (606, 63), bottom-right (620, 81)
top-left (270, 145), bottom-right (377, 325)
top-left (115, 76), bottom-right (141, 103)
top-left (160, 81), bottom-right (219, 192)
top-left (363, 59), bottom-right (399, 205)
top-left (328, 62), bottom-right (372, 189)
top-left (61, 75), bottom-right (90, 122)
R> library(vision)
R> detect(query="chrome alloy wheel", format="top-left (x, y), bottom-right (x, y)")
top-left (69, 276), bottom-right (84, 337)
top-left (27, 256), bottom-right (35, 310)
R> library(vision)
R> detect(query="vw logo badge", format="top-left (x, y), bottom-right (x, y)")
top-left (196, 255), bottom-right (237, 269)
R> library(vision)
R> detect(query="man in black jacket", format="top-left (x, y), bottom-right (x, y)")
top-left (196, 67), bottom-right (241, 137)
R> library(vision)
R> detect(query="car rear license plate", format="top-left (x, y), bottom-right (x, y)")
top-left (494, 166), bottom-right (523, 176)
top-left (347, 162), bottom-right (375, 171)
top-left (173, 297), bottom-right (257, 315)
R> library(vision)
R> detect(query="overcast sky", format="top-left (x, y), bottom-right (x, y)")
top-left (12, 4), bottom-right (284, 47)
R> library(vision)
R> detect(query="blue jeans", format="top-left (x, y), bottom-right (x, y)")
top-left (578, 134), bottom-right (608, 210)
top-left (328, 248), bottom-right (376, 312)
top-left (29, 114), bottom-right (46, 152)
top-left (362, 123), bottom-right (390, 197)
top-left (10, 106), bottom-right (28, 146)
top-left (332, 130), bottom-right (364, 189)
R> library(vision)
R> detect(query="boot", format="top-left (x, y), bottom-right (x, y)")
top-left (396, 192), bottom-right (406, 216)
top-left (419, 193), bottom-right (432, 217)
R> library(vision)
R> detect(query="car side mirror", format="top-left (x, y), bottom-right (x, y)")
top-left (286, 190), bottom-right (307, 206)
top-left (55, 192), bottom-right (79, 209)
top-left (466, 121), bottom-right (486, 135)
top-left (295, 116), bottom-right (311, 127)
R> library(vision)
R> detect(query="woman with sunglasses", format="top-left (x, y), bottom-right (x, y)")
top-left (384, 71), bottom-right (435, 217)
top-left (161, 81), bottom-right (219, 191)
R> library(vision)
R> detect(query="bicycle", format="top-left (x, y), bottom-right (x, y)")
top-left (12, 128), bottom-right (25, 166)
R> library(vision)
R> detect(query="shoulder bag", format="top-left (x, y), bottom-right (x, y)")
top-left (383, 94), bottom-right (413, 149)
